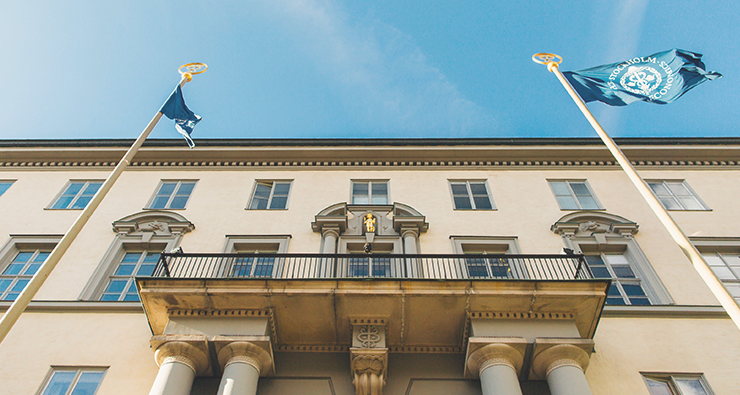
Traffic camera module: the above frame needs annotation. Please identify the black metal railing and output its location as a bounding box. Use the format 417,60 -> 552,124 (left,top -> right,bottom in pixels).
152,253 -> 592,281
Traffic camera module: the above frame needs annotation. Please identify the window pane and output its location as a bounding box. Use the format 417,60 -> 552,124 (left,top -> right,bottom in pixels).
667,182 -> 690,196
24,263 -> 42,275
371,182 -> 388,196
3,262 -> 24,275
122,252 -> 142,263
352,182 -> 369,195
549,182 -> 570,195
678,196 -> 703,210
70,371 -> 105,395
710,266 -> 736,280
570,183 -> 590,195
65,182 -> 85,195
51,196 -> 75,209
42,371 -> 76,395
169,196 -> 189,209
645,378 -> 674,395
675,378 -> 709,395
136,264 -> 157,276
658,197 -> 682,210
454,196 -> 472,210
371,195 -> 388,205
353,195 -> 369,204
556,196 -> 579,210
250,197 -> 268,209
157,182 -> 177,195
84,182 -> 103,195
150,196 -> 169,209
622,284 -> 647,296
450,183 -> 468,195
612,265 -> 636,278
576,195 -> 599,209
648,182 -> 670,195
0,182 -> 12,196
104,280 -> 127,293
71,196 -> 92,209
473,196 -> 492,209
176,182 -> 195,195
273,182 -> 291,195
270,196 -> 288,209
144,253 -> 160,262
469,183 -> 487,195
0,279 -> 11,292
253,183 -> 272,198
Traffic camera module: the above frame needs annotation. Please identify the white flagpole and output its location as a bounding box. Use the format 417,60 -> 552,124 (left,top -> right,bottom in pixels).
533,53 -> 740,332
0,64 -> 206,344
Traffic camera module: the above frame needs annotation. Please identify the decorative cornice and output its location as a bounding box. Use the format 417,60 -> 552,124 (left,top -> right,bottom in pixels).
2,159 -> 739,169
469,311 -> 576,320
275,345 -> 350,353
168,309 -> 277,344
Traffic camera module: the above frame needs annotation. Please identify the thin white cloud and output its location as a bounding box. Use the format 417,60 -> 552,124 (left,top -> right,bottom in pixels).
265,0 -> 494,135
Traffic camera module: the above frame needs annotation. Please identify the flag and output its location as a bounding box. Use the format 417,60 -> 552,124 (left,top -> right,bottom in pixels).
563,49 -> 722,106
160,85 -> 202,148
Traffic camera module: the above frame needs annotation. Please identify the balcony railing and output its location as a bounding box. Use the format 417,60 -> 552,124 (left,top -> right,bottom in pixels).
152,253 -> 592,281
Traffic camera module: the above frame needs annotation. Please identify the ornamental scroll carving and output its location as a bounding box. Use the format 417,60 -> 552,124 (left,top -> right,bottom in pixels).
357,325 -> 381,348
351,350 -> 387,395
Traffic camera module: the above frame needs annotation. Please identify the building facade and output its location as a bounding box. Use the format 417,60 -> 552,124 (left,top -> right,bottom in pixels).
0,138 -> 739,395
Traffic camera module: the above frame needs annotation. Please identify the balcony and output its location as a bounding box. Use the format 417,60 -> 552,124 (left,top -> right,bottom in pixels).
137,253 -> 608,352
152,252 -> 593,280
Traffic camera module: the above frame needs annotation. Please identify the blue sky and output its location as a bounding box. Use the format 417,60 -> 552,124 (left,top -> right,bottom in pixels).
0,0 -> 736,141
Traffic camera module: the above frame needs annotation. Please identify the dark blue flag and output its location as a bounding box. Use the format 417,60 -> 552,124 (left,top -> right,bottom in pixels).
563,49 -> 722,106
160,85 -> 201,148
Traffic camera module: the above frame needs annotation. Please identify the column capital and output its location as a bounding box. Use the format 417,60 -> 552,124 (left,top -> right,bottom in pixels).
530,338 -> 594,380
321,226 -> 341,239
217,341 -> 273,376
152,339 -> 210,376
400,226 -> 419,239
350,348 -> 388,395
465,337 -> 527,379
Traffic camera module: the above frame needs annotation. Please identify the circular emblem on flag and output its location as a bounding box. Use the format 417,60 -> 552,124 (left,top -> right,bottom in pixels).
620,66 -> 662,96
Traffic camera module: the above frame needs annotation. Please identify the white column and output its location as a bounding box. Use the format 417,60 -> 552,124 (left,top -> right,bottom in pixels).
467,343 -> 525,395
401,228 -> 419,278
532,343 -> 593,395
149,342 -> 209,395
216,342 -> 273,395
320,228 -> 340,277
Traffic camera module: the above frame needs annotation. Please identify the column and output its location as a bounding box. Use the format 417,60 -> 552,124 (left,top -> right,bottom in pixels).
400,227 -> 419,278
466,343 -> 525,395
216,342 -> 273,395
320,227 -> 340,277
149,341 -> 209,395
531,340 -> 594,395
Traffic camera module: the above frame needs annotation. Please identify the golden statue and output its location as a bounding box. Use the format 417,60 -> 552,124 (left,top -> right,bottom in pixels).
363,213 -> 376,233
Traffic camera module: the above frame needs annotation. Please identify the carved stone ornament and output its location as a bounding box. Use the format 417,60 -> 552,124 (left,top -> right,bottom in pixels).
217,341 -> 273,376
551,212 -> 638,239
351,349 -> 388,395
357,325 -> 381,348
153,341 -> 210,375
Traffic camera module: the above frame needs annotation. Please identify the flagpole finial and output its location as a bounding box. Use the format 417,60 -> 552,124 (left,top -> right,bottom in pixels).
532,53 -> 562,72
178,63 -> 208,82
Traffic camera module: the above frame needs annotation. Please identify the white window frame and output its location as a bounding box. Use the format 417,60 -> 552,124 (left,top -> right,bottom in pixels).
339,236 -> 402,277
0,180 -> 15,197
584,252 -> 652,305
222,235 -> 291,278
448,180 -> 495,210
643,373 -> 714,395
0,235 -> 61,302
691,238 -> 740,306
36,367 -> 107,395
146,180 -> 198,210
646,180 -> 709,211
451,236 -> 520,279
247,180 -> 293,210
548,180 -> 603,210
47,180 -> 104,210
99,249 -> 163,301
350,180 -> 390,205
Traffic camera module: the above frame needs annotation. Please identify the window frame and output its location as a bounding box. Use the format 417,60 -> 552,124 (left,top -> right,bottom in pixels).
451,236 -> 520,279
350,180 -> 390,205
584,252 -> 652,305
36,367 -> 107,395
0,180 -> 15,197
223,235 -> 291,278
47,180 -> 104,210
145,180 -> 198,210
99,249 -> 162,301
0,235 -> 61,302
448,180 -> 495,211
642,373 -> 715,395
247,180 -> 293,210
646,180 -> 709,211
691,238 -> 740,306
547,179 -> 603,211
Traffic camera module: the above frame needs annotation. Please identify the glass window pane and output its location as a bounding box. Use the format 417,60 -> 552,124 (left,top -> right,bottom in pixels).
24,263 -> 42,275
42,371 -> 76,395
123,293 -> 140,301
371,195 -> 388,205
678,196 -> 703,210
0,279 -> 12,292
176,182 -> 195,195
150,196 -> 169,209
10,279 -> 28,292
70,371 -> 105,395
13,252 -> 34,262
629,297 -> 651,305
667,182 -> 691,196
169,196 -> 189,209
450,183 -> 468,195
645,378 -> 673,395
270,196 -> 288,209
34,252 -> 51,262
612,265 -> 636,278
273,182 -> 291,195
570,183 -> 590,195
352,182 -> 369,195
137,264 -> 156,276
51,196 -> 75,209
65,182 -> 85,195
0,182 -> 12,196
576,196 -> 599,209
710,266 -> 736,280
371,182 -> 388,196
122,253 -> 142,263
675,378 -> 709,395
144,253 -> 160,262
469,183 -> 487,195
254,183 -> 272,198
606,297 -> 625,305
352,195 -> 369,205
589,266 -> 611,279
104,280 -> 127,293
556,196 -> 579,210
622,284 -> 647,296
157,182 -> 177,195
84,182 -> 103,195
100,294 -> 120,301
71,196 -> 92,209
250,197 -> 268,209
605,255 -> 629,265
549,181 -> 570,195
115,264 -> 136,276
3,263 -> 24,275
454,196 -> 472,210
473,196 -> 492,209
648,182 -> 670,195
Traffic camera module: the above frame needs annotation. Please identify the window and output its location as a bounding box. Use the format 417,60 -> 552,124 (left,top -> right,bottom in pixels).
0,236 -> 59,301
248,181 -> 292,210
81,211 -> 193,301
548,180 -> 602,210
647,180 -> 708,210
0,181 -> 14,197
38,368 -> 106,395
49,181 -> 103,210
100,250 -> 160,301
585,253 -> 650,305
552,212 -> 673,306
147,181 -> 197,209
449,181 -> 494,210
351,181 -> 389,205
224,236 -> 290,278
692,238 -> 740,305
346,243 -> 394,277
451,236 -> 520,279
644,374 -> 714,395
